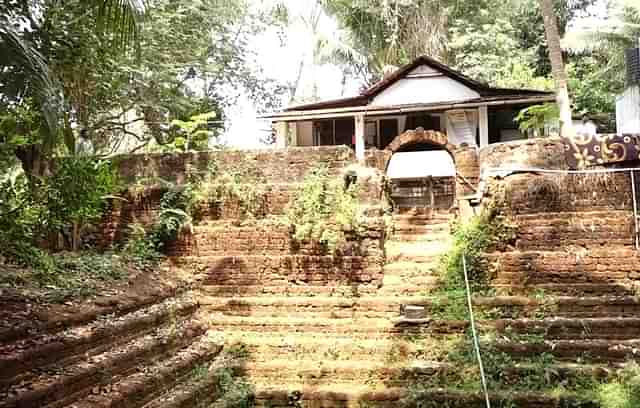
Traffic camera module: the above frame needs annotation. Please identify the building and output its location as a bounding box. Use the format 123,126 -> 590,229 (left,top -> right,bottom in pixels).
616,47 -> 640,134
264,56 -> 554,161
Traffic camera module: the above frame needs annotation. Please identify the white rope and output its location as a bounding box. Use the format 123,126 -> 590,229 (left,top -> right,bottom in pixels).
484,166 -> 640,175
462,255 -> 491,408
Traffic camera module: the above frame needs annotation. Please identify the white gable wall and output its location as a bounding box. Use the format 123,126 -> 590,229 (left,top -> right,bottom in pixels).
370,67 -> 481,107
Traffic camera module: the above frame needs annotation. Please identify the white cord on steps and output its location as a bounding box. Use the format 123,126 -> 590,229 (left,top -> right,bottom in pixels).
462,255 -> 491,408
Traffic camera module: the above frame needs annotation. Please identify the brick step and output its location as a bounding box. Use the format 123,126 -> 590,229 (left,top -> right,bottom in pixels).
199,295 -> 431,318
239,359 -> 614,390
0,289 -> 176,344
475,295 -> 640,318
512,210 -> 634,251
501,362 -> 613,387
140,356 -> 236,408
393,213 -> 452,222
0,321 -> 206,408
70,331 -> 223,408
378,280 -> 440,295
493,270 -> 632,285
495,317 -> 640,340
383,261 -> 439,277
386,242 -> 450,263
237,359 -> 450,386
205,315 -> 393,335
253,383 -> 593,408
0,297 -> 198,388
201,284 -> 381,297
497,338 -> 640,362
492,283 -> 635,297
392,223 -> 450,234
205,316 -> 467,337
222,332 -> 459,362
389,233 -> 449,242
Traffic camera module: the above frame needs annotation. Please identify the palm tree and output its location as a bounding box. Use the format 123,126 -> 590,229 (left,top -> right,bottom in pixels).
540,0 -> 574,137
563,0 -> 640,94
0,0 -> 147,172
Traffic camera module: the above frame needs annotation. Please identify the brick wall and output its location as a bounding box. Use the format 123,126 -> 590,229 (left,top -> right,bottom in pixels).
99,146 -> 387,288
479,138 -> 568,172
112,146 -> 356,185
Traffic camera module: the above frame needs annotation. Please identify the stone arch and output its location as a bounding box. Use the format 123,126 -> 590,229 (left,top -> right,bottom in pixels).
385,128 -> 456,156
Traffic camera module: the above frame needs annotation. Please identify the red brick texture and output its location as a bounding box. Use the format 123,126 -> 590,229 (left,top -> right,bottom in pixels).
112,146 -> 356,185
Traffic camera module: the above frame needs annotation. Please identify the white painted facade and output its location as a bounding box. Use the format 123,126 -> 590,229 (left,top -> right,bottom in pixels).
370,67 -> 481,107
616,85 -> 640,133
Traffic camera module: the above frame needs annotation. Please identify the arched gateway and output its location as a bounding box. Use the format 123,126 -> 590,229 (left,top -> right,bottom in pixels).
384,128 -> 457,212
385,128 -> 456,156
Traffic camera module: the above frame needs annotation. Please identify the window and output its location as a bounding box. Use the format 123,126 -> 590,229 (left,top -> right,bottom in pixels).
405,113 -> 441,132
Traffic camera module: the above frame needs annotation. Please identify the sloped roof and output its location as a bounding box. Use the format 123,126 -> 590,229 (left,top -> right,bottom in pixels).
284,55 -> 552,112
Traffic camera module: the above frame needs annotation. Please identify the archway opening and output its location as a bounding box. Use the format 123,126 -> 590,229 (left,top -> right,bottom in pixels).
385,132 -> 456,213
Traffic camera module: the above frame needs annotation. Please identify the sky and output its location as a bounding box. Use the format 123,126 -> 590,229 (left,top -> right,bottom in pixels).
223,0 -> 359,148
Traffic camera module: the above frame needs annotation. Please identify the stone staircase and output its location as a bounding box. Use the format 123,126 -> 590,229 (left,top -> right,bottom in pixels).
0,292 -> 239,408
4,166 -> 640,407
188,210 -> 456,407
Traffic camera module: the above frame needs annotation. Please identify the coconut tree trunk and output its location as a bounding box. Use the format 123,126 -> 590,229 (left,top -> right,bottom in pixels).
540,0 -> 573,137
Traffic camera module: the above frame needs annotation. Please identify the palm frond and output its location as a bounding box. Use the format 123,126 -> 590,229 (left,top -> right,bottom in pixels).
0,27 -> 60,138
96,0 -> 148,49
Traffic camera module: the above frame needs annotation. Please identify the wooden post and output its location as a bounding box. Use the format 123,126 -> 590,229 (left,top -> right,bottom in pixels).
479,106 -> 489,148
355,114 -> 365,161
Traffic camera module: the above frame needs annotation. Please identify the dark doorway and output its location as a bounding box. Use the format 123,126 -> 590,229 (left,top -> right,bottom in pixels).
380,119 -> 399,149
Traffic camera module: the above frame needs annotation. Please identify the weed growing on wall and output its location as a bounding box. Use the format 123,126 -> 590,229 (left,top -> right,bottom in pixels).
195,158 -> 268,219
596,363 -> 640,408
149,184 -> 196,250
284,164 -> 364,252
433,208 -> 515,319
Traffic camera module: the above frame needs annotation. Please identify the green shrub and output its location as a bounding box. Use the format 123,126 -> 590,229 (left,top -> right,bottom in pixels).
42,157 -> 119,250
195,158 -> 267,219
597,363 -> 640,408
149,185 -> 195,250
121,224 -> 164,269
439,210 -> 514,292
433,209 -> 515,320
284,165 -> 363,252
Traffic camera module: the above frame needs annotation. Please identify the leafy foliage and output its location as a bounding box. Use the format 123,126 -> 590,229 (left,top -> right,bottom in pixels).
195,158 -> 268,219
43,158 -> 119,235
596,363 -> 640,408
285,165 -> 363,252
433,210 -> 515,319
515,103 -> 560,137
149,185 -> 195,251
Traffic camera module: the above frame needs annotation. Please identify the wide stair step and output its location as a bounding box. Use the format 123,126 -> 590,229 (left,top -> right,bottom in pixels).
252,383 -> 593,408
495,317 -> 640,340
497,338 -> 640,362
386,241 -> 450,263
492,283 -> 635,297
475,295 -> 640,318
70,331 -> 223,408
0,321 -> 206,408
0,289 -> 176,344
239,359 -> 450,386
199,295 -> 433,319
0,296 -> 198,389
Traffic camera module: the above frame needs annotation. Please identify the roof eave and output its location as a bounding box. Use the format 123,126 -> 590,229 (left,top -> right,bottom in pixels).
260,95 -> 556,121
